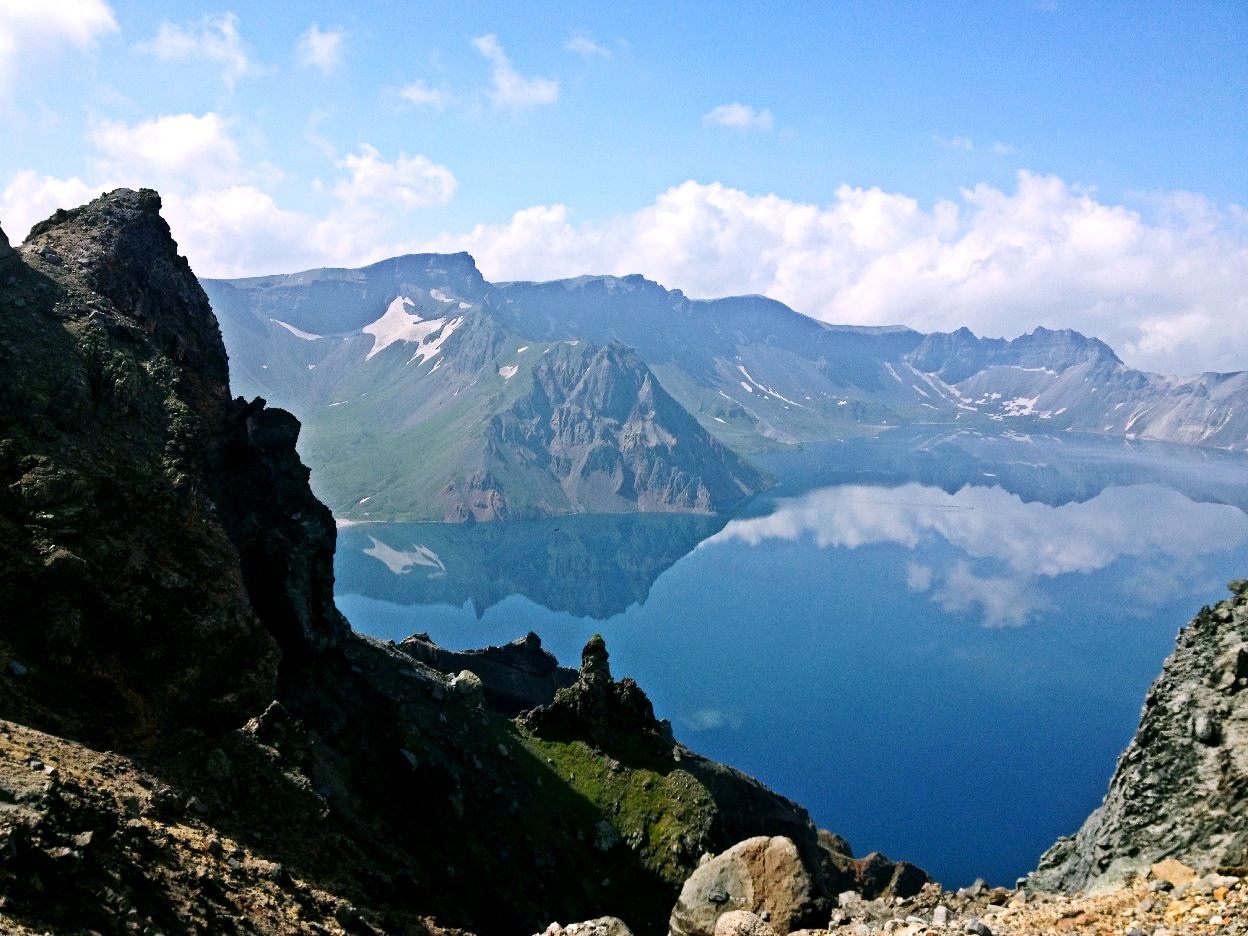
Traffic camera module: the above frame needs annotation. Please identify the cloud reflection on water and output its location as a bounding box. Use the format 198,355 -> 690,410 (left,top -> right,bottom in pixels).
711,483 -> 1248,626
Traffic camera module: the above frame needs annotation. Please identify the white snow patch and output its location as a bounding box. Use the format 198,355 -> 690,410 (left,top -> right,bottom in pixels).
429,288 -> 453,303
458,301 -> 472,310
328,400 -> 349,407
364,298 -> 441,360
1001,396 -> 1040,416
737,365 -> 804,407
713,416 -> 726,423
516,346 -> 530,354
306,364 -> 316,370
499,364 -> 519,380
358,496 -> 371,504
271,319 -> 322,340
883,362 -> 903,383
406,316 -> 464,366
740,381 -> 754,393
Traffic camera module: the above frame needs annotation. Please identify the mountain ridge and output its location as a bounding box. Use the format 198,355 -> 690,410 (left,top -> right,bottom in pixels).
204,252 -> 1248,522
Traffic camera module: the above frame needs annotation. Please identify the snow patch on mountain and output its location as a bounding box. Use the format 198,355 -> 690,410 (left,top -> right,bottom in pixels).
271,319 -> 322,340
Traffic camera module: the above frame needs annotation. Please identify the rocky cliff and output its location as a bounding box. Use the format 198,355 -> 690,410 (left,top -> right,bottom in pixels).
464,341 -> 768,520
0,190 -> 910,935
1029,580 -> 1248,893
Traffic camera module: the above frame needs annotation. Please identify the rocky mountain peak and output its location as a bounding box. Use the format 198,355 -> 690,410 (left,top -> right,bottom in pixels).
22,187 -> 231,415
0,187 -> 346,748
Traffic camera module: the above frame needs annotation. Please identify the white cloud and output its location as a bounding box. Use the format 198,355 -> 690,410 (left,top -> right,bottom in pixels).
88,113 -> 242,186
138,12 -> 254,89
296,24 -> 345,74
419,174 -> 1248,374
565,34 -> 610,58
0,171 -> 95,242
0,112 -> 456,277
399,79 -> 448,110
0,0 -> 117,95
472,34 -> 558,112
334,144 -> 456,209
934,134 -> 975,152
704,102 -> 774,132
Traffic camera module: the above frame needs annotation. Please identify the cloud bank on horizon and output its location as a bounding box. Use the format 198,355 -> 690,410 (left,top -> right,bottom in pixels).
0,1 -> 1244,377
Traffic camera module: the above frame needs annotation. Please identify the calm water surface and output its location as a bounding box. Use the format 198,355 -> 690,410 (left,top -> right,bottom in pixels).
335,429 -> 1248,887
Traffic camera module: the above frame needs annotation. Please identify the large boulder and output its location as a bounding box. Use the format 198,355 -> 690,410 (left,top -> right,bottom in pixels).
535,918 -> 633,936
669,836 -> 822,936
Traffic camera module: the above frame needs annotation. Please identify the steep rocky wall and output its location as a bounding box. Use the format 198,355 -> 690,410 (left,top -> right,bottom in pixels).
1029,580 -> 1248,893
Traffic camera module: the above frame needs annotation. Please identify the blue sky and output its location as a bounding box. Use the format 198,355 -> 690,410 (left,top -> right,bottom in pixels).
1,1 -> 1246,373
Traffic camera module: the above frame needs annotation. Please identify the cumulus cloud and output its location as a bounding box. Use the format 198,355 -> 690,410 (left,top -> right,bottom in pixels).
565,34 -> 610,58
419,174 -> 1248,374
138,12 -> 255,89
0,171 -> 95,239
704,102 -> 774,132
399,79 -> 448,110
296,24 -> 345,73
0,0 -> 117,96
472,34 -> 558,112
0,115 -> 456,277
334,144 -> 456,209
88,113 -> 243,186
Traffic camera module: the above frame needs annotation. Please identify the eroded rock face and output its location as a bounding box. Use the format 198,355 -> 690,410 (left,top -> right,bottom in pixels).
1,194 -> 285,746
520,635 -> 675,752
1029,581 -> 1248,893
669,836 -> 821,936
399,631 -> 576,715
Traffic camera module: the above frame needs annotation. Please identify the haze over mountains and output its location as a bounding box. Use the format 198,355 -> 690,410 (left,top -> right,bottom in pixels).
204,253 -> 1248,522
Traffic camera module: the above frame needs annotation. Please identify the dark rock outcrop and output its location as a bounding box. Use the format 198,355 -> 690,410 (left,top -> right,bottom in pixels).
1029,580 -> 1248,893
520,634 -> 675,754
398,631 -> 576,716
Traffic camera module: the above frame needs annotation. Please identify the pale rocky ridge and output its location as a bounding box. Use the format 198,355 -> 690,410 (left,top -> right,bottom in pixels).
203,256 -> 1248,523
1028,579 -> 1248,894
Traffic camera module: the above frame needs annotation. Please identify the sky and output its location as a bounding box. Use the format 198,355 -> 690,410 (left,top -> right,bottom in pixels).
1,0 -> 1245,374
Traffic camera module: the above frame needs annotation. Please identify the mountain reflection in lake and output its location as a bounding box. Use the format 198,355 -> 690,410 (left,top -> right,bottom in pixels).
337,429 -> 1248,887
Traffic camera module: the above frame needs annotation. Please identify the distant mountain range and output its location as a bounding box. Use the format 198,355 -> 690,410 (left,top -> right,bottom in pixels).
204,253 -> 1248,521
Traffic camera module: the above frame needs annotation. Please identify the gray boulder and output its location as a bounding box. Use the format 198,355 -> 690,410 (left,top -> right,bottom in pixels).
669,836 -> 819,936
713,910 -> 777,936
535,918 -> 632,936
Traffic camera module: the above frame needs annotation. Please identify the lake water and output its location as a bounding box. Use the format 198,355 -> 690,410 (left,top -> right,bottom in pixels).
335,428 -> 1248,888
